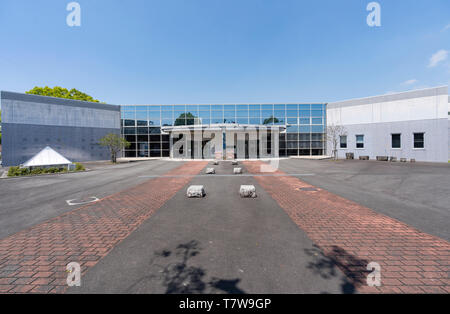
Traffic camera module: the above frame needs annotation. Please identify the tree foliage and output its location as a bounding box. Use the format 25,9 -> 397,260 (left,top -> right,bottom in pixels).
174,112 -> 197,126
99,133 -> 130,163
263,116 -> 279,125
26,86 -> 101,103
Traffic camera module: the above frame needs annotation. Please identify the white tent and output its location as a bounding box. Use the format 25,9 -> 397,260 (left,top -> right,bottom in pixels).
22,146 -> 72,168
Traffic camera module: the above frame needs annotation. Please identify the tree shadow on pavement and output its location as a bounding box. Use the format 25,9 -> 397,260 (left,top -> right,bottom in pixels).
304,245 -> 370,294
126,240 -> 245,294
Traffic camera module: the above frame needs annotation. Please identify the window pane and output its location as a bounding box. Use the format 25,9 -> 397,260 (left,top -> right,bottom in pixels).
124,119 -> 135,126
356,135 -> 364,148
287,117 -> 298,125
299,118 -> 310,125
340,136 -> 347,148
299,110 -> 311,117
392,134 -> 401,148
161,110 -> 173,119
286,109 -> 298,117
414,133 -> 424,148
236,110 -> 248,118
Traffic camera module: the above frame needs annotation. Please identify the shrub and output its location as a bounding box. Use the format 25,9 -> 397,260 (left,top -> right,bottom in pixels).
31,168 -> 44,175
46,167 -> 59,174
8,166 -> 21,177
74,162 -> 85,171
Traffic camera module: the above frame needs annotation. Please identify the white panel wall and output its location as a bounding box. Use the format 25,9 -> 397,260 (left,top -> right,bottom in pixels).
327,87 -> 449,162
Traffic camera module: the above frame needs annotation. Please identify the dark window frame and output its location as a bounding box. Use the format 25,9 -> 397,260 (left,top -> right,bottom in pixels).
391,133 -> 401,149
413,132 -> 425,149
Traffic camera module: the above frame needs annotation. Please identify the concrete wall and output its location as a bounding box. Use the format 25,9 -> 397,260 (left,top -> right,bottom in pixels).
327,86 -> 449,162
1,91 -> 120,166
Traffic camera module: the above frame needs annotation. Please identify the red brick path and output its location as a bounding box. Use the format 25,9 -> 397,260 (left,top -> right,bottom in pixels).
244,161 -> 450,294
0,161 -> 207,294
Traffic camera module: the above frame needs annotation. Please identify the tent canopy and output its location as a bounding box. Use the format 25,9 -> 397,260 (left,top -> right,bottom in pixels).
22,146 -> 72,167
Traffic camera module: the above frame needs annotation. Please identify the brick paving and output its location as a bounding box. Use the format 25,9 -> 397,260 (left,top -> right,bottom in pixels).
243,161 -> 450,294
0,161 -> 207,294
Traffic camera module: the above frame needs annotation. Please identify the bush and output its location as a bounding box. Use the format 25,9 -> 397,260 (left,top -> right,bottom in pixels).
8,166 -> 21,177
7,163 -> 85,177
74,162 -> 85,171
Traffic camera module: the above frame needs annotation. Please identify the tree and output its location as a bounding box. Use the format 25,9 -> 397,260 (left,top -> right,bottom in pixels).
174,112 -> 197,126
26,86 -> 101,103
326,124 -> 347,160
263,116 -> 279,125
99,133 -> 130,163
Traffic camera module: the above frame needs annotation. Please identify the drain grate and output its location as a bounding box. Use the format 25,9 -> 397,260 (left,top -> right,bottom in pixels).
297,187 -> 319,192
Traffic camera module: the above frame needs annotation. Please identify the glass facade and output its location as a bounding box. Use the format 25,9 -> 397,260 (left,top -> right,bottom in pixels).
120,104 -> 327,158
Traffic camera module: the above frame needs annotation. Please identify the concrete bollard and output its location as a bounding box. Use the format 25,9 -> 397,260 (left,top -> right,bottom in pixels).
213,160 -> 219,165
206,168 -> 215,174
240,185 -> 257,198
233,168 -> 242,174
400,158 -> 407,163
232,161 -> 238,165
187,185 -> 205,198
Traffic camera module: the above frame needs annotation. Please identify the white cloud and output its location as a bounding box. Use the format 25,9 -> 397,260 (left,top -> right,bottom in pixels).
443,24 -> 450,31
428,50 -> 448,68
402,79 -> 418,85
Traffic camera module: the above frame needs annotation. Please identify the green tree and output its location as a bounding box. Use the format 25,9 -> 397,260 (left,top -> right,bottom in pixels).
99,133 -> 130,163
26,86 -> 101,103
174,112 -> 197,126
263,116 -> 279,125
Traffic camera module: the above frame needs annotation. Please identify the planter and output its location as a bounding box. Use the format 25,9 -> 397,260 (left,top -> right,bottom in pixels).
359,156 -> 369,160
376,156 -> 389,161
390,157 -> 397,162
346,153 -> 354,160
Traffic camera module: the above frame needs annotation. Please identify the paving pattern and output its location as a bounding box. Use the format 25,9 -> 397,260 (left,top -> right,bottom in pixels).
243,161 -> 450,294
0,161 -> 207,293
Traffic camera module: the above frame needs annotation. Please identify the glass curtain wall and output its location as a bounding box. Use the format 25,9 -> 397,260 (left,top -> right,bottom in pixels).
120,104 -> 326,158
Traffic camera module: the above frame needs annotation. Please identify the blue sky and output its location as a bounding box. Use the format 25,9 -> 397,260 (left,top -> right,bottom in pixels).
0,0 -> 449,105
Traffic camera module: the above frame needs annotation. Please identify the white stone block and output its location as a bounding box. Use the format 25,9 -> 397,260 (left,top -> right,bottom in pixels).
233,168 -> 242,174
187,185 -> 205,198
240,185 -> 257,198
206,168 -> 215,174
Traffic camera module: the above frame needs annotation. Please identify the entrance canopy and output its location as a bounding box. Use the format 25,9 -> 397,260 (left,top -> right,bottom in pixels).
22,146 -> 72,167
161,123 -> 287,134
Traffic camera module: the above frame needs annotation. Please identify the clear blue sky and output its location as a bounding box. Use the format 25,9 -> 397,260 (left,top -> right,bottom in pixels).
0,0 -> 449,105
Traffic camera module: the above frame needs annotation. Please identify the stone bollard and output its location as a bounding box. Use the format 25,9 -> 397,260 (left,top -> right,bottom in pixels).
359,156 -> 369,160
233,168 -> 242,174
240,185 -> 257,198
400,158 -> 407,163
390,157 -> 397,162
213,160 -> 219,165
232,161 -> 238,165
206,168 -> 215,174
187,185 -> 205,198
410,159 -> 416,163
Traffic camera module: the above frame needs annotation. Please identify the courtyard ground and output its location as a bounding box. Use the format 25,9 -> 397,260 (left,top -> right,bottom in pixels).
0,159 -> 448,294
